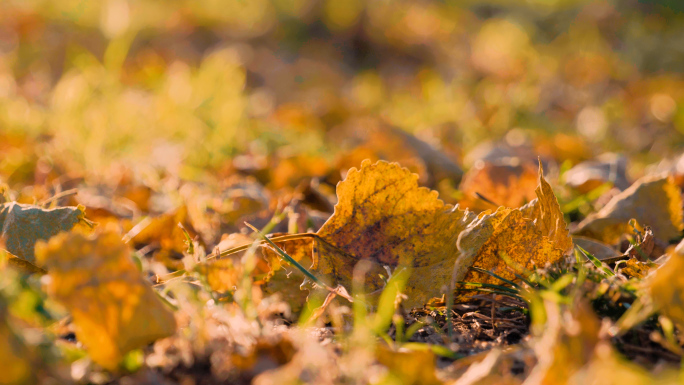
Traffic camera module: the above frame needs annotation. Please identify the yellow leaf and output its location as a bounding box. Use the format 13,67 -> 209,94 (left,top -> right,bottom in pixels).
261,235 -> 316,312
648,239 -> 684,327
0,202 -> 87,264
574,175 -> 683,244
35,231 -> 177,370
521,162 -> 574,256
617,258 -> 654,279
125,205 -> 198,269
459,158 -> 538,211
201,233 -> 255,293
307,160 -> 570,308
454,161 -> 571,289
458,209 -> 564,287
314,160 -> 476,307
2,243 -> 45,274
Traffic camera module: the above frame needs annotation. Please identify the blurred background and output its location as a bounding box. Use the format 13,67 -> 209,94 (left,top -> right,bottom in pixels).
2,0 -> 684,215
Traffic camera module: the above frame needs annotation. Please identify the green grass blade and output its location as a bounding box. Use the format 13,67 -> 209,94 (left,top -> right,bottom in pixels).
576,245 -> 615,277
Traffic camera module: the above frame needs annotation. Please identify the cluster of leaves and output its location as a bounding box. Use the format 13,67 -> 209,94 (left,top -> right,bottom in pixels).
4,0 -> 684,384
2,155 -> 684,384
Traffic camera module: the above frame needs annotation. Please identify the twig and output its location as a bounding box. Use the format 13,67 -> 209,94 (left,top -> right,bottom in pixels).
40,188 -> 78,207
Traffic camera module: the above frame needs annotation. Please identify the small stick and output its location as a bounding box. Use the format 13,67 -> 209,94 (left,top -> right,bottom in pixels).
40,188 -> 78,207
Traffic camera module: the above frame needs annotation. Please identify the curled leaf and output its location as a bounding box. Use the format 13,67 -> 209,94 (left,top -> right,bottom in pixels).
455,161 -> 572,286
35,231 -> 177,370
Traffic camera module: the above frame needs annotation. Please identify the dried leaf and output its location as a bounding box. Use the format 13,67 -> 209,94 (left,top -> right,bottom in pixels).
574,175 -> 683,244
459,158 -> 538,211
230,335 -> 296,372
617,258 -> 654,279
261,235 -> 316,312
308,160 -> 570,307
202,233 -> 257,293
35,231 -> 177,370
563,154 -> 629,193
126,205 -> 199,268
0,202 -> 87,264
647,239 -> 684,327
457,209 -> 565,287
455,162 -> 571,286
624,227 -> 655,261
521,162 -> 574,255
314,160 -> 476,307
387,126 -> 463,185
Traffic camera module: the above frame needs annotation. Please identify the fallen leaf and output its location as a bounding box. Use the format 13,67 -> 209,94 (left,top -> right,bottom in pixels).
313,160 -> 477,307
1,240 -> 45,274
575,345 -> 680,385
458,158 -> 538,211
647,239 -> 684,327
455,162 -> 572,286
205,233 -> 314,311
261,235 -> 316,312
202,233 -> 258,293
574,175 -> 683,244
35,230 -> 177,370
623,227 -> 655,261
125,205 -> 199,268
269,155 -> 331,190
306,160 -> 570,307
0,202 -> 87,264
456,208 -> 566,287
616,258 -> 654,279
387,126 -> 463,186
563,153 -> 630,193
230,335 -> 296,372
520,162 -> 574,256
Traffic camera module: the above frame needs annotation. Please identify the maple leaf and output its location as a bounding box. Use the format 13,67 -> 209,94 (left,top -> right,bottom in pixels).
35,230 -> 177,370
0,202 -> 87,264
574,175 -> 683,244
